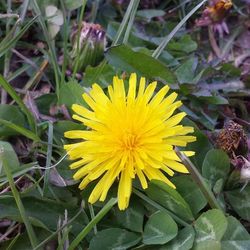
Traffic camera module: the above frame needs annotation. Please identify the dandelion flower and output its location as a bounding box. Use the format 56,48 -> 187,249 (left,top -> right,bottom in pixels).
64,73 -> 196,210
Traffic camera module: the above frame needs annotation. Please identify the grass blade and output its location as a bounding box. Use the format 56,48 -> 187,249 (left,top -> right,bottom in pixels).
0,16 -> 38,58
68,198 -> 118,250
0,119 -> 40,141
0,148 -> 39,248
152,0 -> 207,59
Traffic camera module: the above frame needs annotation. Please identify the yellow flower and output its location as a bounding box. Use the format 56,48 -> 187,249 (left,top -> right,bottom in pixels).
64,73 -> 196,210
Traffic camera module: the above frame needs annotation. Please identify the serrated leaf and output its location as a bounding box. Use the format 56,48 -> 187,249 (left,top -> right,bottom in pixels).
89,228 -> 141,250
202,149 -> 230,187
105,45 -> 176,84
193,209 -> 228,249
146,180 -> 194,221
143,211 -> 178,245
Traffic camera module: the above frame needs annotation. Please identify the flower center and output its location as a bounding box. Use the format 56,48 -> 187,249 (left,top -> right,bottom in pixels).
122,132 -> 139,151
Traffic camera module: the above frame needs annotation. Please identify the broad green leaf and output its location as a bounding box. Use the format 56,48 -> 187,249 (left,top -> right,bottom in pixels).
221,216 -> 250,250
175,57 -> 203,84
146,180 -> 194,221
84,63 -> 115,88
0,141 -> 19,174
53,120 -> 85,142
113,199 -> 144,232
193,90 -> 228,105
168,35 -> 197,54
0,75 -> 36,132
0,195 -> 88,234
0,104 -> 26,136
105,45 -> 176,84
58,81 -> 86,109
193,209 -> 228,249
172,176 -> 207,215
202,149 -> 230,187
143,211 -> 178,245
226,187 -> 250,221
160,226 -> 195,250
89,228 -> 141,250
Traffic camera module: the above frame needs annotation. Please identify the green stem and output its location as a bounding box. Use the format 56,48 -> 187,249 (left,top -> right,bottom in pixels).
42,122 -> 53,196
112,0 -> 136,46
175,148 -> 223,211
133,188 -> 190,227
0,148 -> 39,248
122,0 -> 140,44
152,0 -> 207,59
72,0 -> 87,77
68,198 -> 118,250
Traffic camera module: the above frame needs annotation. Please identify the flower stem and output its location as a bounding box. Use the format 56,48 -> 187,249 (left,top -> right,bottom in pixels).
68,198 -> 118,250
175,148 -> 223,211
0,148 -> 39,248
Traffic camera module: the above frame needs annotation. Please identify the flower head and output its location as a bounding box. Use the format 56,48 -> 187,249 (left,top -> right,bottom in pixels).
64,73 -> 196,210
196,0 -> 232,36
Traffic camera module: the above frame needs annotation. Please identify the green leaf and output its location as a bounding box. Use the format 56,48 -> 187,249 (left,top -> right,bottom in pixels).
172,176 -> 207,215
168,35 -> 197,54
89,228 -> 141,250
202,149 -> 230,187
58,81 -> 86,109
84,63 -> 115,88
0,104 -> 26,136
182,118 -> 213,169
0,75 -> 36,132
0,195 -> 88,233
53,120 -> 85,143
143,211 -> 178,245
105,45 -> 176,84
226,187 -> 250,221
113,199 -> 144,232
146,180 -> 194,221
160,226 -> 195,250
0,119 -> 40,141
221,216 -> 250,250
0,141 -> 19,174
175,57 -> 203,84
193,209 -> 228,249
